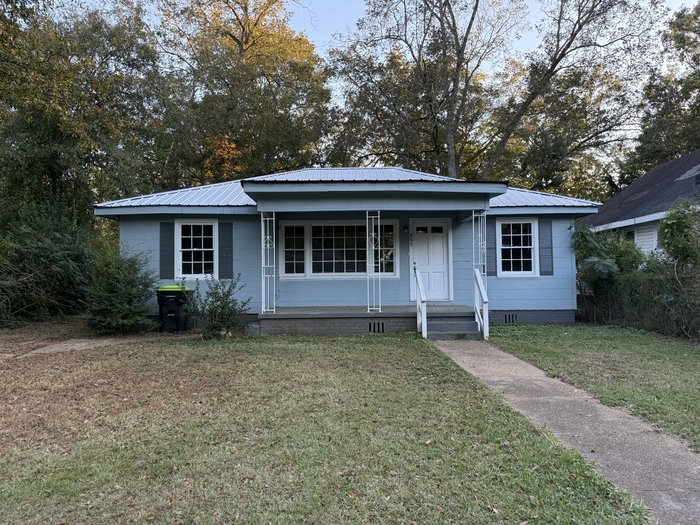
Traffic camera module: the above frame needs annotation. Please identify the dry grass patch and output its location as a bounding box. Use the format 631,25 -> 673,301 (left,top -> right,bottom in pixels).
0,334 -> 648,524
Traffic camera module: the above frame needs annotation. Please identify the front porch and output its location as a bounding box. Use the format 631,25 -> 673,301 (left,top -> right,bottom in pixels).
249,304 -> 482,340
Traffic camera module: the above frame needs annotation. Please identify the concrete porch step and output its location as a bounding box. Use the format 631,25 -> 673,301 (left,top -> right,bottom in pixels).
427,320 -> 480,332
426,311 -> 482,340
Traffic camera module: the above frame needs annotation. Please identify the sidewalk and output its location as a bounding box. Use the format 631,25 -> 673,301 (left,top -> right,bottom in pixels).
434,339 -> 700,525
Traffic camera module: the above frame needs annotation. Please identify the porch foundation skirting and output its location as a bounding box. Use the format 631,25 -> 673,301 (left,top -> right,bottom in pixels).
244,307 -> 575,336
256,315 -> 416,336
489,309 -> 575,325
251,307 -> 418,335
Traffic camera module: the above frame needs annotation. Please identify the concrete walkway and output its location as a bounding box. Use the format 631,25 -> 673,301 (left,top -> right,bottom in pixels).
434,339 -> 700,525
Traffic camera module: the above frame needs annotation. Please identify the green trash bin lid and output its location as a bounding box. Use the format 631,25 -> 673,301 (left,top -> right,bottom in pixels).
157,285 -> 193,292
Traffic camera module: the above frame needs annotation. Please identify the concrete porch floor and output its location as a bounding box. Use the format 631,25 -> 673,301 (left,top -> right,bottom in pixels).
258,304 -> 474,319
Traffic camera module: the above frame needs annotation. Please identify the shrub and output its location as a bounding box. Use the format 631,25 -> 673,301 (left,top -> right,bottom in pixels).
185,274 -> 251,339
659,200 -> 700,266
0,201 -> 93,323
575,210 -> 700,338
84,240 -> 158,333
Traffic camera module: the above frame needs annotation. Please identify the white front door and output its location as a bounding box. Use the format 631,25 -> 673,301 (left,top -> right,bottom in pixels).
411,221 -> 450,301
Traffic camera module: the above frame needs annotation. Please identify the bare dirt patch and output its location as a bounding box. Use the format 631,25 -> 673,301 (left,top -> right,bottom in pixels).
0,317 -> 96,357
0,317 -> 195,361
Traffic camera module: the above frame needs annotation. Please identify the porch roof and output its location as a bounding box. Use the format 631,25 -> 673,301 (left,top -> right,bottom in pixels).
242,168 -> 508,213
94,167 -> 509,217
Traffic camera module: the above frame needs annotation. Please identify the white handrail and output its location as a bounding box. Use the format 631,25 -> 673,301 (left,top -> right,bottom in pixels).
474,268 -> 489,340
414,263 -> 427,339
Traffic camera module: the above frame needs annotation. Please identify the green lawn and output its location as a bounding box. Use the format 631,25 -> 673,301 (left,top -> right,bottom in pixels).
0,334 -> 648,524
490,324 -> 700,451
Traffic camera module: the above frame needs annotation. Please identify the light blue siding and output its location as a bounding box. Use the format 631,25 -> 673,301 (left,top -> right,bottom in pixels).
486,217 -> 577,311
119,215 -> 263,313
118,213 -> 578,316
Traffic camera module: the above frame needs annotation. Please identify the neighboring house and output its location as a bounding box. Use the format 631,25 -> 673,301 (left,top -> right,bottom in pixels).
94,168 -> 597,338
580,149 -> 700,253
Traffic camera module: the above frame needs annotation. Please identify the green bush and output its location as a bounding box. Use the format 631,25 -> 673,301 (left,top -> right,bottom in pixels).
0,201 -> 93,323
658,200 -> 700,265
185,274 -> 251,339
84,240 -> 158,334
575,210 -> 700,338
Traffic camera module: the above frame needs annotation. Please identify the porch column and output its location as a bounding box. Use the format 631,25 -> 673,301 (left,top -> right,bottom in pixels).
261,212 -> 276,313
367,211 -> 381,312
472,210 -> 487,284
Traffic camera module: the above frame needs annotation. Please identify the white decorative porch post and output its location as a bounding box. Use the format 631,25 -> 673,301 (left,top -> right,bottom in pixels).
261,212 -> 276,313
473,211 -> 489,339
367,211 -> 381,312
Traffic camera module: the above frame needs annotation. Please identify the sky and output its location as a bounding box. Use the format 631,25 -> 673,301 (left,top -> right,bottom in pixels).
290,0 -> 694,54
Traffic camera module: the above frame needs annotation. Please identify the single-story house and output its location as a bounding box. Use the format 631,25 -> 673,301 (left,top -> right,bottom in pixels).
579,149 -> 700,253
94,168 -> 598,339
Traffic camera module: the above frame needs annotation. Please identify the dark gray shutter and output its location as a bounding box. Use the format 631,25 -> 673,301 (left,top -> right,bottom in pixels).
539,220 -> 553,276
160,222 -> 175,280
219,222 -> 233,279
486,218 -> 497,276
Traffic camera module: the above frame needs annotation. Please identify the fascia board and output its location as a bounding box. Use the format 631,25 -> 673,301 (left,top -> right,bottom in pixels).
242,181 -> 508,197
590,204 -> 700,232
589,211 -> 668,232
488,206 -> 598,217
94,205 -> 259,217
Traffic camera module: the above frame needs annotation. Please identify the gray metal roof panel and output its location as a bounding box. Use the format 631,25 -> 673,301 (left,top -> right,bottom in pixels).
245,167 -> 465,183
94,180 -> 255,209
94,171 -> 592,214
490,187 -> 599,208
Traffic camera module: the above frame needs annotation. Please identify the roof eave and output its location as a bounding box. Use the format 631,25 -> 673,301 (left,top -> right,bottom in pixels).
589,210 -> 667,232
488,206 -> 598,217
94,205 -> 259,217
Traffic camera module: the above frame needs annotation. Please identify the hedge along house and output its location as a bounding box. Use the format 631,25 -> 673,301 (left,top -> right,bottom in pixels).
93,168 -> 598,339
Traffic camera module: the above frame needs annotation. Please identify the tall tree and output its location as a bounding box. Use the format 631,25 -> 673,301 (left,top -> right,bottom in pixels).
620,2 -> 700,184
0,7 -> 166,220
332,0 -> 658,182
507,66 -> 633,200
330,0 -> 527,178
480,0 -> 662,180
153,0 -> 332,186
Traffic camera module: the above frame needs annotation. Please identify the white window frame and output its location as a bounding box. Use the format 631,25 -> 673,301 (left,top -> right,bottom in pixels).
496,218 -> 539,277
175,219 -> 219,279
279,220 -> 399,279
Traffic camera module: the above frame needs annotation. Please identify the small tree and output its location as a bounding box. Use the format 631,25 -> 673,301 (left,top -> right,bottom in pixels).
185,274 -> 251,339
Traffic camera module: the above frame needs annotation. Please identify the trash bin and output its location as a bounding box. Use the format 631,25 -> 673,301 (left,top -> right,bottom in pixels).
156,285 -> 192,333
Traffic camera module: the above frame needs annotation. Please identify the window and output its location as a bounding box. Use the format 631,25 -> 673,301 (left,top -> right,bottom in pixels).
374,224 -> 395,273
280,221 -> 397,278
176,221 -> 218,278
284,225 -> 306,274
497,219 -> 537,276
312,224 -> 367,274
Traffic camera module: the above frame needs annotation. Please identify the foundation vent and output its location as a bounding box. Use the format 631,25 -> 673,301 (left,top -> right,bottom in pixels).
369,322 -> 385,333
504,313 -> 518,324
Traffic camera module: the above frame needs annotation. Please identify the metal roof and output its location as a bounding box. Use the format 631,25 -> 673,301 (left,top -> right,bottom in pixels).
94,180 -> 254,209
93,169 -> 596,215
490,187 -> 599,208
581,149 -> 700,229
246,167 -> 466,183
